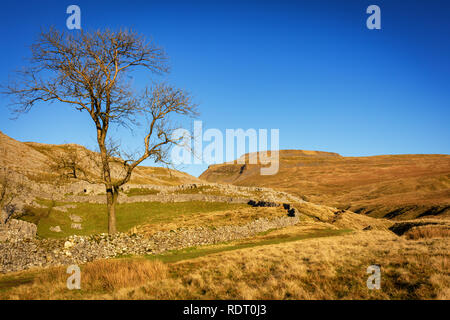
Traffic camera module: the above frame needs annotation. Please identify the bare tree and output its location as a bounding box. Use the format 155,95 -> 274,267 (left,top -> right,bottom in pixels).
3,28 -> 197,233
50,146 -> 82,180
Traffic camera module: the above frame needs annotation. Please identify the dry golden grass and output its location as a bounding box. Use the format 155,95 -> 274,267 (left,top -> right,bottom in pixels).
67,259 -> 166,291
1,259 -> 167,300
1,229 -> 448,300
404,225 -> 450,240
200,151 -> 450,219
142,230 -> 448,300
294,201 -> 393,230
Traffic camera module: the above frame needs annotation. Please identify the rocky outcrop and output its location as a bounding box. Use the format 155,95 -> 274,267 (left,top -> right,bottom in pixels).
0,219 -> 37,242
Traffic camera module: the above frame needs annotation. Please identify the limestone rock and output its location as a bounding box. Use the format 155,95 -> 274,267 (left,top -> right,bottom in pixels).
0,219 -> 37,242
71,223 -> 82,230
50,226 -> 62,233
69,214 -> 82,223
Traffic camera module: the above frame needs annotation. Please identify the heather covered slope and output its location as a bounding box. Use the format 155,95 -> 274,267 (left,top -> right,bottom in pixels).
200,150 -> 450,220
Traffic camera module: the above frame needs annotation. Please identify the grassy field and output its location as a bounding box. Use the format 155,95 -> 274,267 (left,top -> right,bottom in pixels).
19,200 -> 249,238
0,227 -> 448,300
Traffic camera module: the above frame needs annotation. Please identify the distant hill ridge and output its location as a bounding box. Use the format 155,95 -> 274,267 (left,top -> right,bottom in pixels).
200,149 -> 450,220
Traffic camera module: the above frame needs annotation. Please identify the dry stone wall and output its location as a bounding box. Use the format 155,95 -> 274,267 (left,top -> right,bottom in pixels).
63,183 -> 304,205
1,180 -> 305,273
0,215 -> 299,273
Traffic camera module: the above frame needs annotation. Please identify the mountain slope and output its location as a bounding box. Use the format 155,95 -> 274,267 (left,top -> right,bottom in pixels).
0,130 -> 201,187
200,150 -> 450,220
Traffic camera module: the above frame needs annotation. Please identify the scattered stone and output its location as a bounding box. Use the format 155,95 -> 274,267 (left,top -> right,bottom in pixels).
30,201 -> 48,209
64,241 -> 74,249
53,204 -> 78,213
71,223 -> 82,230
50,226 -> 62,233
69,214 -> 82,223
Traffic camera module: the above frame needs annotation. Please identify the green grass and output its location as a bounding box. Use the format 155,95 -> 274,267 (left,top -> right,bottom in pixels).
144,228 -> 352,263
23,200 -> 247,239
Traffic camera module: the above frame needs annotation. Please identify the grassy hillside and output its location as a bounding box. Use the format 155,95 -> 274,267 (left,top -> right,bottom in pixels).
0,130 -> 200,186
200,150 -> 450,220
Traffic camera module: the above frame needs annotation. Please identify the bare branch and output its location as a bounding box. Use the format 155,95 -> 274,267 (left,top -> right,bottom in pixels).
1,28 -> 198,234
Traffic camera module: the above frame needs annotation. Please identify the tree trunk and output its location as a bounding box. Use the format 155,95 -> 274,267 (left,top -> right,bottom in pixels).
106,186 -> 119,234
0,208 -> 7,224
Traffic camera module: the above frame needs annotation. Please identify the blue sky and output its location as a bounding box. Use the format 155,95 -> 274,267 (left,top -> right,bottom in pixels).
0,0 -> 449,177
